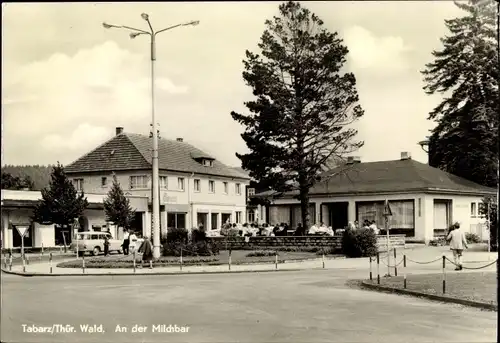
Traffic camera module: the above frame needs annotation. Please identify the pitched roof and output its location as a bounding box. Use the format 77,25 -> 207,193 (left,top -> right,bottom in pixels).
255,159 -> 496,197
65,133 -> 250,180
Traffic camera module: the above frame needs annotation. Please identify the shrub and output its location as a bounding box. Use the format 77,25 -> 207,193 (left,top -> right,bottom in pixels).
166,227 -> 189,244
465,232 -> 481,244
191,228 -> 207,243
246,250 -> 277,257
341,228 -> 377,258
162,239 -> 220,257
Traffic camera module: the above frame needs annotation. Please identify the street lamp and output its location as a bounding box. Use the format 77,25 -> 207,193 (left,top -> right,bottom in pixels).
102,14 -> 199,259
418,138 -> 429,153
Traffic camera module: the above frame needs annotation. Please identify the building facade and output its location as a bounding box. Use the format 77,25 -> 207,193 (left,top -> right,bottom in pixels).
256,153 -> 496,243
64,128 -> 250,236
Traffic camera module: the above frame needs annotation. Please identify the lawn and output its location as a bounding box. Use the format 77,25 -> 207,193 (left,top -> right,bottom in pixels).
56,250 -> 322,268
367,272 -> 497,305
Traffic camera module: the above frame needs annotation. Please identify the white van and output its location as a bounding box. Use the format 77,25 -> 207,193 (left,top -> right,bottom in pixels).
70,231 -> 122,256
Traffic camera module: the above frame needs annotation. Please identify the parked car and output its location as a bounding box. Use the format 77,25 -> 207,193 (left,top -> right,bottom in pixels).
70,231 -> 122,256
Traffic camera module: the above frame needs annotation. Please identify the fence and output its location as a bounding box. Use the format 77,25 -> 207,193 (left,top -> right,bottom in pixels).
368,249 -> 497,294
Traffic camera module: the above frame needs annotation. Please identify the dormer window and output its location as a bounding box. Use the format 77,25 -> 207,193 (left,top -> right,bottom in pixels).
202,159 -> 213,167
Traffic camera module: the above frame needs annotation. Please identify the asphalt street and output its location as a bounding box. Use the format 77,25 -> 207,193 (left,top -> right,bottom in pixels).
1,268 -> 496,343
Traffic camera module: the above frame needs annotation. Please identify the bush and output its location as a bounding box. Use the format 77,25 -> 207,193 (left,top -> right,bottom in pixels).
162,239 -> 220,257
341,228 -> 377,258
191,228 -> 206,243
465,232 -> 481,244
166,227 -> 189,244
246,250 -> 277,257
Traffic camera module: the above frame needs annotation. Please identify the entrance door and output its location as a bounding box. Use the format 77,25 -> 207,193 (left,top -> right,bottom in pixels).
433,200 -> 450,237
329,202 -> 349,231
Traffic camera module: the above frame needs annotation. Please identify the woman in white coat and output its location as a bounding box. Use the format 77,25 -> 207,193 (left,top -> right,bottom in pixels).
446,223 -> 468,271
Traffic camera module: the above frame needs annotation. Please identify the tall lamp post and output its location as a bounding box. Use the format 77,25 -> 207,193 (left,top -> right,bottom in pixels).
103,14 -> 199,259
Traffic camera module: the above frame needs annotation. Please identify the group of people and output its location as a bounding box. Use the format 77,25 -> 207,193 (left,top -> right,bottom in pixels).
102,229 -> 154,269
205,221 -> 339,237
346,220 -> 380,235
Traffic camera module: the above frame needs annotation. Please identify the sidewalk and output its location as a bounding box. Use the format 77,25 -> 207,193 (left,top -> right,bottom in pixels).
2,245 -> 496,276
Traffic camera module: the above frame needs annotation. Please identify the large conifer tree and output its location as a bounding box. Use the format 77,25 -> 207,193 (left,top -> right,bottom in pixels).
103,174 -> 136,230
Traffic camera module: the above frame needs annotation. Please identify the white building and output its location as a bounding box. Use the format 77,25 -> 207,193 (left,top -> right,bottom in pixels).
255,153 -> 496,243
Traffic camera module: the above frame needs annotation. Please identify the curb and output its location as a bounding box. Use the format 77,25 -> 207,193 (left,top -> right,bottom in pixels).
360,281 -> 497,312
1,267 -> 308,277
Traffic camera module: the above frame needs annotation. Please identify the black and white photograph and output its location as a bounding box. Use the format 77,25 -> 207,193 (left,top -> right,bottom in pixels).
1,1 -> 499,342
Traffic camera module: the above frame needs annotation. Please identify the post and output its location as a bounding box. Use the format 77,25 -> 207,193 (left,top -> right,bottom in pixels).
393,248 -> 397,276
487,202 -> 491,253
3,253 -> 6,269
403,255 -> 407,289
21,235 -> 25,261
180,247 -> 183,271
26,255 -> 29,265
22,256 -> 26,273
150,34 -> 161,260
82,254 -> 85,274
228,249 -> 232,271
376,252 -> 380,285
386,216 -> 390,277
442,255 -> 446,294
322,253 -> 325,269
76,232 -> 79,259
9,254 -> 12,271
133,250 -> 136,273
41,243 -> 44,256
275,253 -> 278,270
49,252 -> 53,274
369,256 -> 373,281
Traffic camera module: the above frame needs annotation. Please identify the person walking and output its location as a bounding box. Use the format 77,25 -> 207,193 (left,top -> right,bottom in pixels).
138,236 -> 154,269
129,230 -> 138,255
103,235 -> 110,256
122,229 -> 130,255
446,222 -> 468,271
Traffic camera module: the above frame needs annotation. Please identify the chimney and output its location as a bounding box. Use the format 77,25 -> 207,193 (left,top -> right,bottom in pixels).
116,127 -> 124,135
176,138 -> 183,142
401,152 -> 412,160
346,156 -> 361,164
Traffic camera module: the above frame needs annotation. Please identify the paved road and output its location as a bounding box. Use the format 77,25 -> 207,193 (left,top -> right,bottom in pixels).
1,268 -> 496,343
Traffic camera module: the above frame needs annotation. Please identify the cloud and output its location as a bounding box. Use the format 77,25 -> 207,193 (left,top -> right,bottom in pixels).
342,26 -> 413,74
41,123 -> 111,153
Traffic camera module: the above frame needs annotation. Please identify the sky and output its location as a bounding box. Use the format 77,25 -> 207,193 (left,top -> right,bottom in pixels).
1,1 -> 465,168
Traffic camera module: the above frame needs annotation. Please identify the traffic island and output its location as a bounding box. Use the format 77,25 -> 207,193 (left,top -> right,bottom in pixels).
360,272 -> 497,312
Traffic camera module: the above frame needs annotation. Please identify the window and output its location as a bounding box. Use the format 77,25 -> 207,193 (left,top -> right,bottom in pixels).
194,179 -> 201,192
248,188 -> 255,196
235,183 -> 241,195
209,180 -> 215,193
178,178 -> 185,191
223,182 -> 228,194
160,176 -> 168,189
471,202 -> 477,217
236,211 -> 242,224
356,200 -> 415,237
101,177 -> 107,187
203,159 -> 213,167
167,213 -> 186,229
130,175 -> 148,189
248,210 -> 255,223
73,179 -> 84,191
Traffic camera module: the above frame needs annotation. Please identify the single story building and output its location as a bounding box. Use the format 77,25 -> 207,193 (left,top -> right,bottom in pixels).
1,189 -> 149,249
255,152 -> 496,243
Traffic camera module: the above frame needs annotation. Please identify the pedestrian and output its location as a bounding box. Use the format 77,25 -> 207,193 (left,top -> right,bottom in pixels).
138,236 -> 154,269
103,235 -> 110,256
129,230 -> 138,255
122,229 -> 130,255
446,222 -> 468,271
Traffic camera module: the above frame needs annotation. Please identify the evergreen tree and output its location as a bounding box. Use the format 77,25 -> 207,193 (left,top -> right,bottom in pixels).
231,1 -> 364,230
421,0 -> 499,188
32,163 -> 89,227
103,174 -> 136,230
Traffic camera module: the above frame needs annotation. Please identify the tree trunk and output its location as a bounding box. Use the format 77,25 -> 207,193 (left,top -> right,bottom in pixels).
299,187 -> 310,234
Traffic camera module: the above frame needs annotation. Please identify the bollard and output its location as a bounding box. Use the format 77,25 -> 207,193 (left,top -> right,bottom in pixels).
228,250 -> 232,271
376,252 -> 380,285
22,257 -> 26,273
49,253 -> 53,274
9,254 -> 13,271
403,255 -> 407,289
26,255 -> 30,265
322,253 -> 325,269
393,248 -> 397,276
60,246 -> 62,254
3,253 -> 7,269
180,248 -> 183,271
275,253 -> 278,270
369,256 -> 373,281
442,255 -> 446,294
133,251 -> 136,273
41,243 -> 44,256
82,255 -> 85,274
